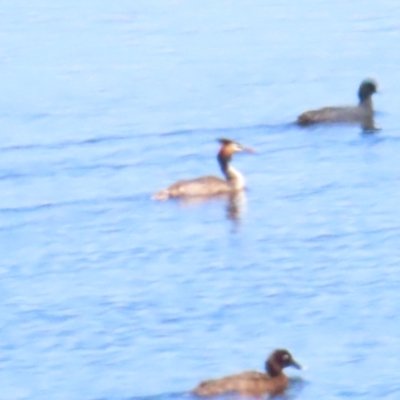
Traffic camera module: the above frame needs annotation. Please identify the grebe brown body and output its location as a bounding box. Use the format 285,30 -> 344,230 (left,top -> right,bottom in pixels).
152,138 -> 254,201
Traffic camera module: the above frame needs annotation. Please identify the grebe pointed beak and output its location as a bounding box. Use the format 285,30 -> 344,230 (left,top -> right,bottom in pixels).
240,146 -> 256,154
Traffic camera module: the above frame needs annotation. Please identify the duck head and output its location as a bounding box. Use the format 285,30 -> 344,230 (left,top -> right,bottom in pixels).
265,349 -> 302,377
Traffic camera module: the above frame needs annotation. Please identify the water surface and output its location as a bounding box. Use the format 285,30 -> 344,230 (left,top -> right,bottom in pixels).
1,1 -> 400,399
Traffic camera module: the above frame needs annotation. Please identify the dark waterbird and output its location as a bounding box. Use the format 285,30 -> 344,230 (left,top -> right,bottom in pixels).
191,349 -> 302,398
296,79 -> 378,130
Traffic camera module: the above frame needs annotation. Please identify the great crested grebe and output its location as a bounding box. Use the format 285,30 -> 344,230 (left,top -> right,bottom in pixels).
191,349 -> 302,398
152,138 -> 254,201
296,79 -> 378,129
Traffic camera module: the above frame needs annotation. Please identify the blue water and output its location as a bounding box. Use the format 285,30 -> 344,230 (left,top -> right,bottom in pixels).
1,1 -> 400,399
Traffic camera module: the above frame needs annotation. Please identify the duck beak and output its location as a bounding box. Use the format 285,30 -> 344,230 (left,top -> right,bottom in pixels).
290,359 -> 303,370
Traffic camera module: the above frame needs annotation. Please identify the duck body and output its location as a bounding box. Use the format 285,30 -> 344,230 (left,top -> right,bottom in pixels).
192,370 -> 288,397
296,79 -> 377,127
153,139 -> 253,201
191,349 -> 301,398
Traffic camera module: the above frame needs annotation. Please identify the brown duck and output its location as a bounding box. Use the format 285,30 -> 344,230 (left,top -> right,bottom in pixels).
191,349 -> 302,397
152,138 -> 254,201
297,79 -> 378,129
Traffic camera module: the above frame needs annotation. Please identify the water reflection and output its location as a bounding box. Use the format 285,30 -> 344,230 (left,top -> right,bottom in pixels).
128,377 -> 306,400
294,116 -> 379,132
225,192 -> 247,223
176,192 -> 247,223
361,115 -> 379,132
284,377 -> 308,400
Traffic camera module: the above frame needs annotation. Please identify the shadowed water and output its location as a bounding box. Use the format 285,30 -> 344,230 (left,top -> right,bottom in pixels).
1,1 -> 400,399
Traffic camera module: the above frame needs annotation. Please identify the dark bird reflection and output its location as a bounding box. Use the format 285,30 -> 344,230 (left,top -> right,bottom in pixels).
361,114 -> 379,133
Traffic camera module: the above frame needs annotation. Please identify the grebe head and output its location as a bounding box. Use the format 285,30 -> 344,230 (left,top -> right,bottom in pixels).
217,138 -> 254,162
265,349 -> 302,377
358,79 -> 378,102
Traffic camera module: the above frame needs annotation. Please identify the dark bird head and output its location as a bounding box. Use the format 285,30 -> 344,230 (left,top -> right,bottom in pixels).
358,79 -> 378,102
